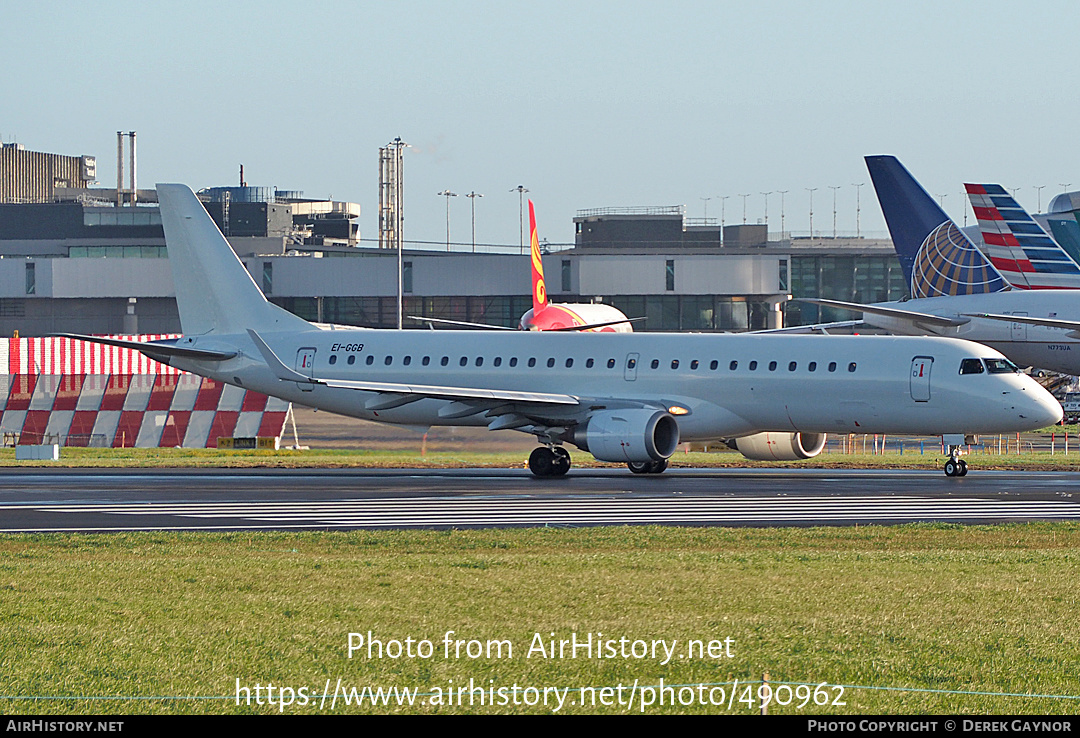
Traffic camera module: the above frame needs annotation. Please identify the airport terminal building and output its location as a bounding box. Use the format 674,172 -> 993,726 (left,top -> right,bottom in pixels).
0,142 -> 908,336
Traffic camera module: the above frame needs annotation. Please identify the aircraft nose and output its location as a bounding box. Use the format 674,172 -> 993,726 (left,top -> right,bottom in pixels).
1018,385 -> 1063,429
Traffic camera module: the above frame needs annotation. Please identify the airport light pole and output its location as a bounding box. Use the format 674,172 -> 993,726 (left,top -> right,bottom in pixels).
437,190 -> 457,250
740,194 -> 750,224
936,193 -> 947,209
719,195 -> 730,245
511,185 -> 529,254
829,185 -> 841,238
465,191 -> 483,252
1009,187 -> 1021,200
1035,185 -> 1046,212
852,183 -> 864,238
700,196 -> 711,220
805,188 -> 817,238
761,191 -> 772,229
777,190 -> 788,239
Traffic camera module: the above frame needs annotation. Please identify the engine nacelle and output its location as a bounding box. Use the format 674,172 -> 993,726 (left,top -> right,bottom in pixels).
731,432 -> 827,461
569,409 -> 680,463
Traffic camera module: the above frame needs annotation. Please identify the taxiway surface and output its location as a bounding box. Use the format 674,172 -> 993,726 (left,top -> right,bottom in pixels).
0,468 -> 1078,532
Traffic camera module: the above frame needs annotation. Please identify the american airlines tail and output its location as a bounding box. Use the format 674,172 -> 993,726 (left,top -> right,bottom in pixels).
866,155 -> 1007,299
156,183 -> 311,336
529,199 -> 548,316
965,183 -> 1080,289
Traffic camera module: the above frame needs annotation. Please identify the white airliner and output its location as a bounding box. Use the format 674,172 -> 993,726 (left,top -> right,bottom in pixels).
802,156 -> 1080,376
56,184 -> 1062,478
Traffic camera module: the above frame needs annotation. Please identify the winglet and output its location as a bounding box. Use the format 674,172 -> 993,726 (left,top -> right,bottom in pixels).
529,200 -> 548,315
247,329 -> 317,383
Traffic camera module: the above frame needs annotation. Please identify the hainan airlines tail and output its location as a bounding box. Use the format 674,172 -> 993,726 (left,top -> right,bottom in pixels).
156,183 -> 311,336
529,199 -> 548,316
866,156 -> 1007,298
965,183 -> 1080,289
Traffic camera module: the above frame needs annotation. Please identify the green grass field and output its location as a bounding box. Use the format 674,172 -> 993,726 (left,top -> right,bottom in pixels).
2,525 -> 1078,714
1,445 -> 1080,471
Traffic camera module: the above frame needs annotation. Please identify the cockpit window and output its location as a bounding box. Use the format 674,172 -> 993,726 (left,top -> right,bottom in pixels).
984,358 -> 1020,374
959,358 -> 985,375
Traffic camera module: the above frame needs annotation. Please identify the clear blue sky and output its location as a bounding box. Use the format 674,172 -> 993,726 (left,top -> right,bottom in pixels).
2,0 -> 1077,247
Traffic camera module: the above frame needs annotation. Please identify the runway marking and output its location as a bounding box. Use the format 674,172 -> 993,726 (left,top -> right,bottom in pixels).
5,494 -> 1080,531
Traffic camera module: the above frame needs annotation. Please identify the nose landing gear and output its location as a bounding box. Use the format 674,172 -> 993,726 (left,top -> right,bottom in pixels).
944,445 -> 968,477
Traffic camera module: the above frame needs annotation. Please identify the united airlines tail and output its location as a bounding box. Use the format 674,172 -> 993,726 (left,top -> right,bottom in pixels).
866,155 -> 1007,298
529,200 -> 549,316
965,183 -> 1080,289
156,184 -> 312,336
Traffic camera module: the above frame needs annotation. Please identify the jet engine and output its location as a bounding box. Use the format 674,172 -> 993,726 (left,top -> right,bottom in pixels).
730,432 -> 827,461
569,409 -> 680,463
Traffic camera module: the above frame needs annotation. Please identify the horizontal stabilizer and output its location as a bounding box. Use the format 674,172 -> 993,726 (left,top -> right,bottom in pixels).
49,333 -> 237,361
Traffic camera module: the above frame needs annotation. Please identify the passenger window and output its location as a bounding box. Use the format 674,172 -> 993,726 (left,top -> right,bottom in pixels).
727,360 -> 735,370
768,361 -> 777,371
348,355 -> 356,365
586,358 -> 594,368
808,361 -> 816,372
671,359 -> 679,369
607,358 -> 616,368
403,356 -> 411,366
547,358 -> 555,368
788,361 -> 796,371
828,362 -> 837,372
459,357 -> 468,367
422,356 -> 430,366
494,357 -> 502,367
749,361 -> 758,370
385,356 -> 393,365
441,356 -> 449,366
690,360 -> 699,370
329,355 -> 338,365
960,359 -> 984,375
565,358 -> 573,368
475,357 -> 483,366
528,358 -> 536,367
848,362 -> 857,373
366,355 -> 375,365
509,357 -> 518,367
651,359 -> 660,369
628,358 -> 637,369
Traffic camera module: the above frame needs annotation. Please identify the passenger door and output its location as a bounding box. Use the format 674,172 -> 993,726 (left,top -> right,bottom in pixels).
624,352 -> 639,381
910,356 -> 932,402
295,348 -> 316,392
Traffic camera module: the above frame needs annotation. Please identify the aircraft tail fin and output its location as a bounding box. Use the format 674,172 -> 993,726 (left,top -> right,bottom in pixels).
866,155 -> 1007,298
156,184 -> 312,336
529,200 -> 548,315
965,183 -> 1080,290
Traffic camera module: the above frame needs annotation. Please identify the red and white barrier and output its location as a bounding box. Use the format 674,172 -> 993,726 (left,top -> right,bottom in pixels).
0,336 -> 289,448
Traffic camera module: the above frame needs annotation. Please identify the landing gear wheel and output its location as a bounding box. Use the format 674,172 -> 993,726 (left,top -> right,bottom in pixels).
551,446 -> 571,476
943,444 -> 969,478
627,459 -> 669,474
529,446 -> 570,477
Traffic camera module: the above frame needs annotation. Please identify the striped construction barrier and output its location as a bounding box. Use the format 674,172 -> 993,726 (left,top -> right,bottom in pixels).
0,336 -> 289,448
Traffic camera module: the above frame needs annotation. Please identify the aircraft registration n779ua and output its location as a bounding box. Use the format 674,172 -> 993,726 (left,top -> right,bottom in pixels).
56,184 -> 1062,478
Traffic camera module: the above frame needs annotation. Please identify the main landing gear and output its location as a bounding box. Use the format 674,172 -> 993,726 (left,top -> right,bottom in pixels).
627,459 -> 669,474
944,445 -> 968,477
529,446 -> 571,477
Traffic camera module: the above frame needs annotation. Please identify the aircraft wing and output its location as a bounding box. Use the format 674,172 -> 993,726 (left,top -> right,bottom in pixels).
754,319 -> 865,335
247,330 -> 579,407
796,298 -> 970,328
48,333 -> 238,361
961,312 -> 1080,338
408,316 -> 518,330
